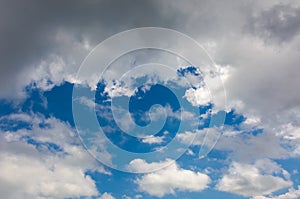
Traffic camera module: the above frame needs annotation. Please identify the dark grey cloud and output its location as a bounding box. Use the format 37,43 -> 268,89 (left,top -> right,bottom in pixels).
248,3 -> 300,43
0,0 -> 176,97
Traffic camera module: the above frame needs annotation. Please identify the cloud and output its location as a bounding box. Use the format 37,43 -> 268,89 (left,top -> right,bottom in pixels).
216,160 -> 292,197
128,158 -> 174,173
129,159 -> 210,197
0,152 -> 98,199
177,127 -> 224,155
184,86 -> 211,106
141,135 -> 165,144
0,0 -> 172,98
212,120 -> 300,162
252,185 -> 300,199
248,3 -> 300,43
98,192 -> 116,199
0,113 -> 109,199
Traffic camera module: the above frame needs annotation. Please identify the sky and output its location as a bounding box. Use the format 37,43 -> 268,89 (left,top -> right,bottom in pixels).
1,0 -> 300,199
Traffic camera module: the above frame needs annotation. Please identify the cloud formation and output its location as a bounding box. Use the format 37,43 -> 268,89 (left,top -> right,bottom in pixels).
216,160 -> 292,197
129,159 -> 210,197
0,114 -> 109,199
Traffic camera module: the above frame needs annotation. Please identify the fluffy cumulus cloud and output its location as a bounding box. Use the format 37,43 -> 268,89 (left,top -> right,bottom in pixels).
129,159 -> 211,197
0,153 -> 97,199
216,160 -> 292,197
184,86 -> 211,107
0,114 -> 109,199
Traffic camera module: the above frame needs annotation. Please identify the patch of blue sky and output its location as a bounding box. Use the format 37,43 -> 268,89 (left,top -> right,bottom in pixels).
0,77 -> 290,199
0,82 -> 75,127
21,135 -> 64,153
224,110 -> 246,130
177,65 -> 201,77
275,158 -> 300,187
0,118 -> 32,131
44,82 -> 74,125
243,128 -> 264,136
86,169 -> 138,198
95,82 -> 181,153
0,99 -> 18,117
22,85 -> 49,116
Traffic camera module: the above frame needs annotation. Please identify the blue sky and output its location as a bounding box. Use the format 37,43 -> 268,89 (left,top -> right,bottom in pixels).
1,68 -> 300,199
1,1 -> 300,199
0,79 -> 248,199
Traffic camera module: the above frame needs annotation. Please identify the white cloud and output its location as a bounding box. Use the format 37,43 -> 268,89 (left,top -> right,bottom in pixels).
214,129 -> 289,162
98,192 -> 116,199
104,79 -> 136,98
121,195 -> 132,199
0,153 -> 98,199
128,158 -> 174,173
277,123 -> 300,140
129,159 -> 210,197
252,185 -> 300,199
0,113 -> 33,123
78,96 -> 96,109
216,160 -> 292,197
141,135 -> 164,144
177,128 -> 221,148
276,123 -> 300,157
0,113 -> 109,199
135,194 -> 143,199
214,32 -> 300,132
177,130 -> 200,145
184,86 -> 211,106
